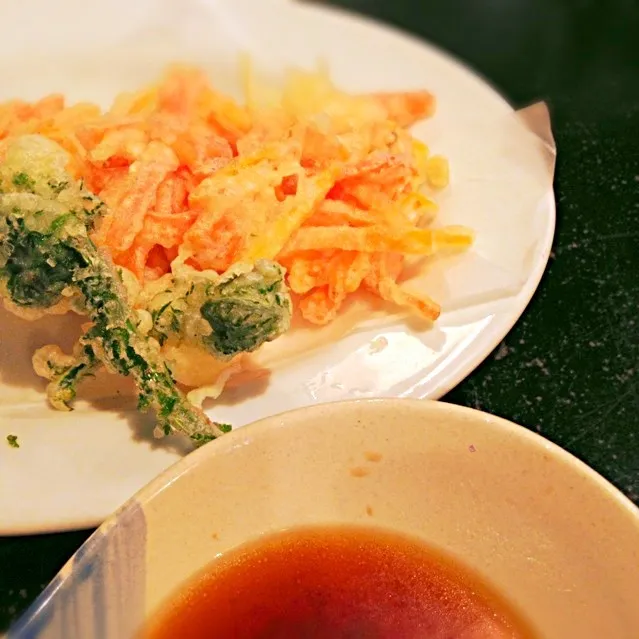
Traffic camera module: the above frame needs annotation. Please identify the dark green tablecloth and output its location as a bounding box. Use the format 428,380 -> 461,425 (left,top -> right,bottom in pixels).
1,0 -> 638,632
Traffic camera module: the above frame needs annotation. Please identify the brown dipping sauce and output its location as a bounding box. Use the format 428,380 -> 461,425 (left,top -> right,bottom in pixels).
141,526 -> 537,639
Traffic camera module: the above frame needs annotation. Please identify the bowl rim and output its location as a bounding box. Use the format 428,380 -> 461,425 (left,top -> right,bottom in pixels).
9,398 -> 639,638
138,398 -> 639,520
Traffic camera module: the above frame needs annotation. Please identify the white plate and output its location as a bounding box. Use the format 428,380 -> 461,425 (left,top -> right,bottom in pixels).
0,0 -> 555,534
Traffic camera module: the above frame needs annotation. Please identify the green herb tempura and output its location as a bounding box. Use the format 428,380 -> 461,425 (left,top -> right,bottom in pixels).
0,135 -> 292,446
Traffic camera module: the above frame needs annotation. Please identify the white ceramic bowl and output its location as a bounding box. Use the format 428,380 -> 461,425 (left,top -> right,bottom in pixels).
9,400 -> 639,639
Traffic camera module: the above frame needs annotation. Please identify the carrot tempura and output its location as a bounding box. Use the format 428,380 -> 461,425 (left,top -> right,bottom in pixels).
0,62 -> 472,325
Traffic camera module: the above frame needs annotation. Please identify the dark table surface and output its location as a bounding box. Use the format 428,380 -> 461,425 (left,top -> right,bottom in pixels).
1,0 -> 638,632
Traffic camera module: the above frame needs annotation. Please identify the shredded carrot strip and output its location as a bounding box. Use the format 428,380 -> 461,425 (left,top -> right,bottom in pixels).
281,225 -> 474,256
363,90 -> 436,127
